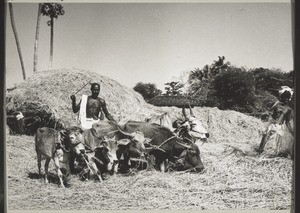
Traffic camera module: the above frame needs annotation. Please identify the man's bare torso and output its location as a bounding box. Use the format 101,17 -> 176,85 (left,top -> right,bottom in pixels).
86,96 -> 104,119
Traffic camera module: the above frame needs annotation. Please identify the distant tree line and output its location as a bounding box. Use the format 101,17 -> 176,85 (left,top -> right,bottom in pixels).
133,56 -> 294,115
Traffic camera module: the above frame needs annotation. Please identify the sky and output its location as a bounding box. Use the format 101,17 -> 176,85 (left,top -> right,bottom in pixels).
6,2 -> 293,90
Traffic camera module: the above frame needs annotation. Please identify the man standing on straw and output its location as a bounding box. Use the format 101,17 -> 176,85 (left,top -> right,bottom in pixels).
257,86 -> 293,154
70,83 -> 115,130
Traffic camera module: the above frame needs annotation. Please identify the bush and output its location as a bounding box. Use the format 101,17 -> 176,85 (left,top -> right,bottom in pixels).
211,67 -> 256,112
251,68 -> 294,96
133,82 -> 162,101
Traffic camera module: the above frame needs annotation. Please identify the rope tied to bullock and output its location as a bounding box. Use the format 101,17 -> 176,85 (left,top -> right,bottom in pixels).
145,136 -> 181,153
78,153 -> 102,179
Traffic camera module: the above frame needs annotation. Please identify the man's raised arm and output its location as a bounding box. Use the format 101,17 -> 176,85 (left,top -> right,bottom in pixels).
70,95 -> 81,113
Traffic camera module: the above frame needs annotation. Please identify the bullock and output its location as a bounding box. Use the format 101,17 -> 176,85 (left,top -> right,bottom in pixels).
35,127 -> 87,188
72,135 -> 117,180
72,121 -> 149,174
123,121 -> 205,173
59,126 -> 112,182
145,107 -> 209,142
7,111 -> 41,135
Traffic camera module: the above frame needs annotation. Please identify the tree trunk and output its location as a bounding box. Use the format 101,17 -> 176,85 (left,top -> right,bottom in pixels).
33,3 -> 42,74
49,17 -> 54,69
9,3 -> 26,80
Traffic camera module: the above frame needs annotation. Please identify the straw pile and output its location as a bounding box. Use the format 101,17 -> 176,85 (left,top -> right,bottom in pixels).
6,68 -> 164,127
6,68 -> 293,210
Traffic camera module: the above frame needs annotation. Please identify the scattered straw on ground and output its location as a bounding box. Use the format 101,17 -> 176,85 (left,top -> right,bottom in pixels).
7,133 -> 292,210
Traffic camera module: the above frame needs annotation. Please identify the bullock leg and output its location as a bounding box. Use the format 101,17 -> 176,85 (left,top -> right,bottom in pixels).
44,157 -> 51,184
68,155 -> 76,174
65,160 -> 71,176
53,156 -> 65,188
258,131 -> 272,154
147,154 -> 155,171
160,161 -> 165,173
90,161 -> 103,182
114,162 -> 119,174
37,153 -> 42,178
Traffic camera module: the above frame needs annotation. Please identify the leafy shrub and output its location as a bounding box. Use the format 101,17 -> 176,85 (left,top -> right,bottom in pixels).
210,67 -> 256,112
133,82 -> 162,101
250,68 -> 294,96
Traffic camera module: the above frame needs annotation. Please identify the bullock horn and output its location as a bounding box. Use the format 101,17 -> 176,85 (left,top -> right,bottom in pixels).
182,107 -> 187,119
188,103 -> 195,117
116,126 -> 133,138
144,137 -> 153,144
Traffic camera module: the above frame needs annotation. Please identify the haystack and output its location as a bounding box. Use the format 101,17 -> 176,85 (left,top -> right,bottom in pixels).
6,68 -> 291,155
6,68 -> 164,127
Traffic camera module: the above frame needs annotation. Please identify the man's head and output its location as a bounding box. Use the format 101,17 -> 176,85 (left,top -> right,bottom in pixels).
90,83 -> 100,98
278,86 -> 293,104
279,91 -> 292,104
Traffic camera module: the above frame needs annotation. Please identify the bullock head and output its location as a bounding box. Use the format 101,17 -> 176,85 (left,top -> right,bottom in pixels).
67,127 -> 84,144
115,128 -> 150,172
93,145 -> 113,172
172,141 -> 204,173
59,126 -> 85,154
175,117 -> 209,142
94,136 -> 118,172
117,127 -> 147,154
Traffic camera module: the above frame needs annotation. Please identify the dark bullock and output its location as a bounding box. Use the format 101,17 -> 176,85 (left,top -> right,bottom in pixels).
7,111 -> 41,135
65,126 -> 115,180
85,121 -> 149,173
123,121 -> 205,173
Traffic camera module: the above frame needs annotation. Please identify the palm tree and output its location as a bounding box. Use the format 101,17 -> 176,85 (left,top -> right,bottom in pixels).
41,3 -> 65,69
33,3 -> 42,74
8,3 -> 26,80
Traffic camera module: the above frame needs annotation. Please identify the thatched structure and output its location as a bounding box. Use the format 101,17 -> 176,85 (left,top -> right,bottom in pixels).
147,95 -> 205,107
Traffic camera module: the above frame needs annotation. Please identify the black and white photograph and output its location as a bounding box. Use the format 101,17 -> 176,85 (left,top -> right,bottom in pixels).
5,0 -> 294,211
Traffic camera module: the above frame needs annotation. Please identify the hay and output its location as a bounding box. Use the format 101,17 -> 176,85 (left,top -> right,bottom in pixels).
6,68 -> 163,127
7,134 -> 292,210
6,68 -> 293,210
